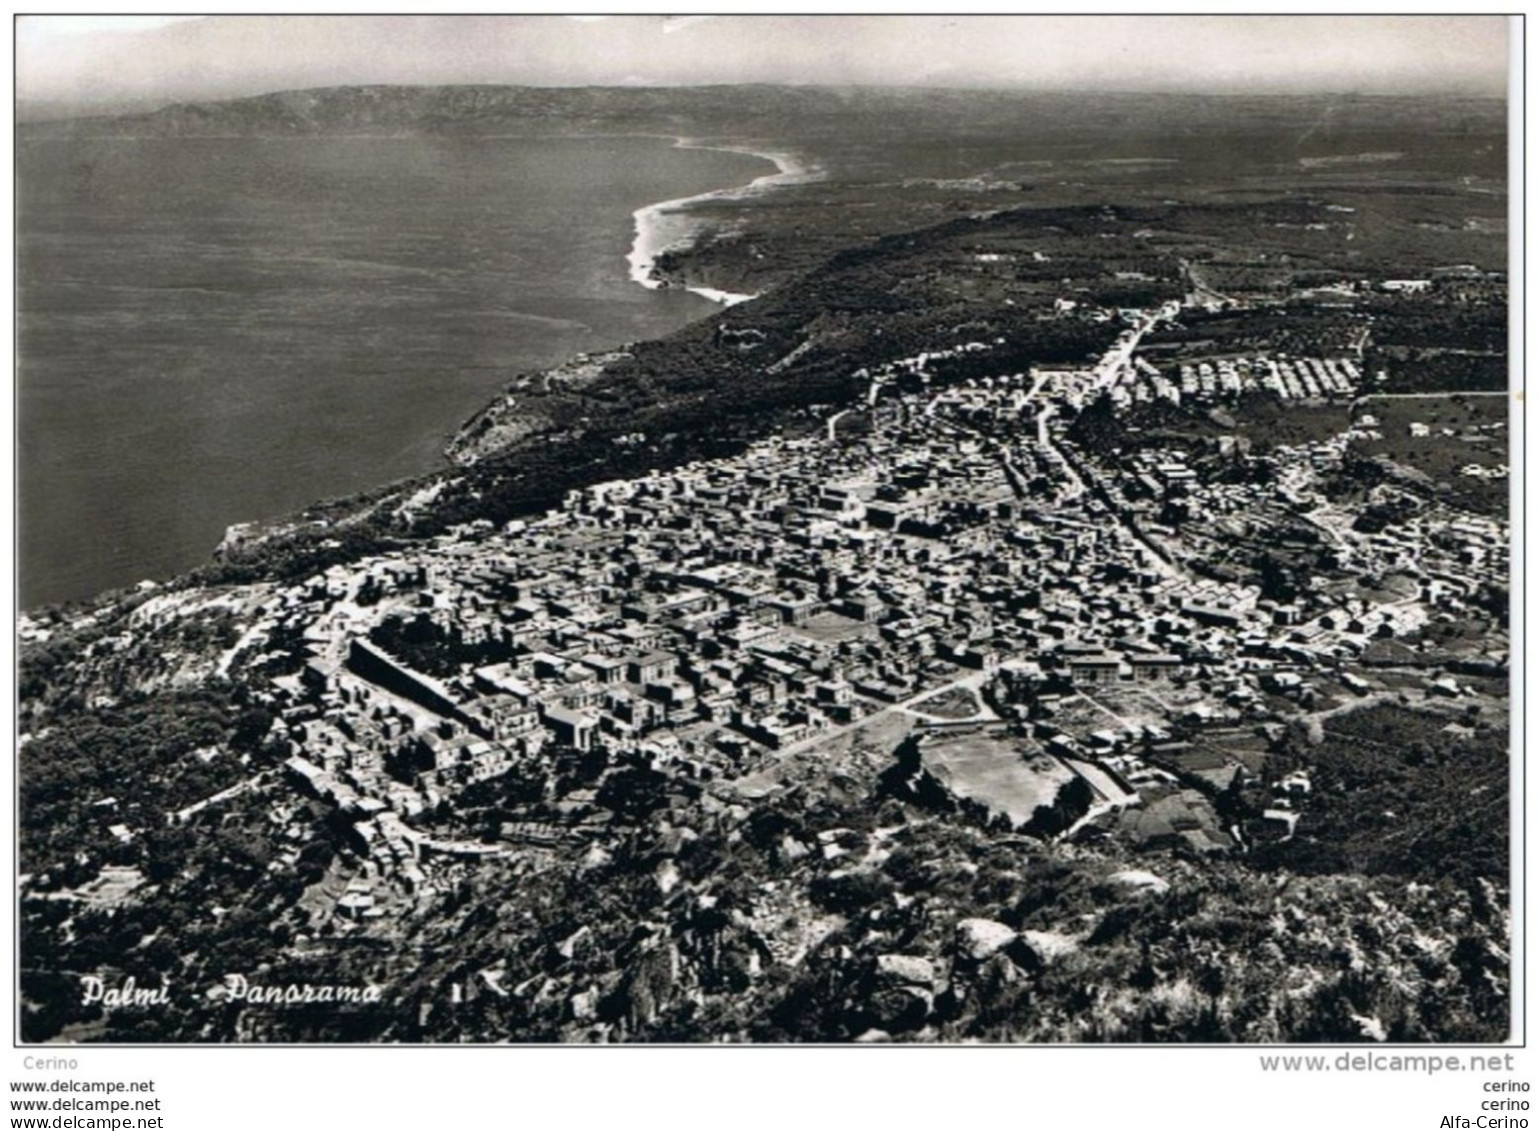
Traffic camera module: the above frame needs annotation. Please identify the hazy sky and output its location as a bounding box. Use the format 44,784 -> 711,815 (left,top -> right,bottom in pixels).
16,14 -> 1510,108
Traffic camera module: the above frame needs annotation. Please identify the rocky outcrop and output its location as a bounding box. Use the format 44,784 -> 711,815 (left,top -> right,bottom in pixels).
954,918 -> 1018,964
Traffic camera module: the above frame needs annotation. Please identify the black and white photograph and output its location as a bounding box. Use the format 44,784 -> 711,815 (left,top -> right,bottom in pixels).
12,10 -> 1517,1065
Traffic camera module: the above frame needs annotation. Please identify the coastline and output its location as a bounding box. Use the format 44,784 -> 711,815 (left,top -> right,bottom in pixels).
626,138 -> 817,305
19,136 -> 812,616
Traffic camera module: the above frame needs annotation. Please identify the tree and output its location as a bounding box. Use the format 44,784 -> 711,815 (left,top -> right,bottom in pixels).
595,767 -> 671,824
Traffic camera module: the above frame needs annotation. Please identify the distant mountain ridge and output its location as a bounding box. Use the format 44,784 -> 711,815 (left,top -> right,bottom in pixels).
23,83 -> 1505,142
25,83 -> 996,139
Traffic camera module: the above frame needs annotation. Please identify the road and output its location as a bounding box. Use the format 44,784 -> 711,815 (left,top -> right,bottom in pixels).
1350,325 -> 1372,359
919,320 -> 1182,581
725,669 -> 996,795
1093,309 -> 1166,392
1353,391 -> 1509,403
1179,257 -> 1237,309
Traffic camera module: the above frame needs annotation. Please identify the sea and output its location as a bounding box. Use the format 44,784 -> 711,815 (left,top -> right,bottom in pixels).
17,135 -> 771,609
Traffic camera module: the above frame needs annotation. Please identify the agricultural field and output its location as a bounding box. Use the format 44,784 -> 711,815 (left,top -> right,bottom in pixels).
1350,392 -> 1510,514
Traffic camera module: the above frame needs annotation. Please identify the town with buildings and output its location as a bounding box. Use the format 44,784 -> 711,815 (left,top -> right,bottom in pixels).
42,288 -> 1495,942
16,171 -> 1511,1044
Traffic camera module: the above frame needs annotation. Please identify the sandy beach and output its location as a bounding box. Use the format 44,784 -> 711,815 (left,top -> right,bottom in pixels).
626,138 -> 817,305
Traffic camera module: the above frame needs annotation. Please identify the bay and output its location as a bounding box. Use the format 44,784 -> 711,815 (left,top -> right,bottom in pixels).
18,135 -> 768,608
